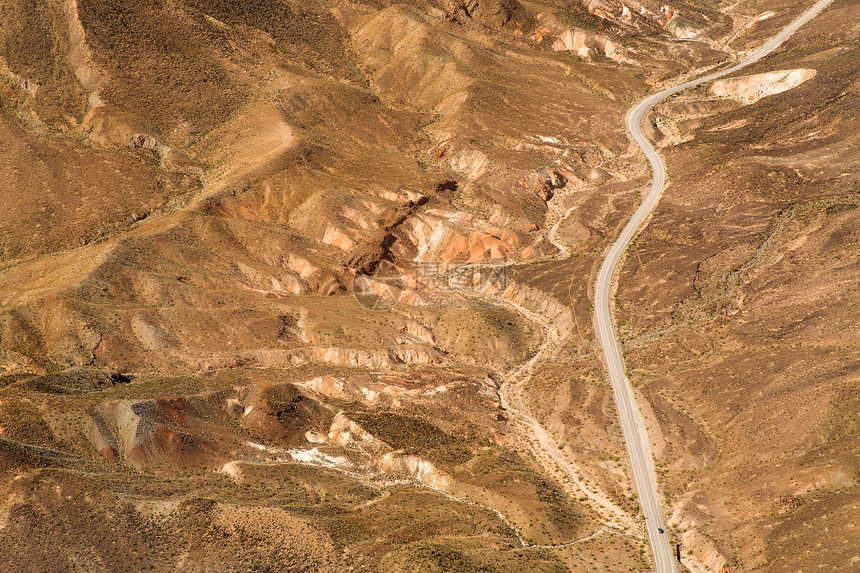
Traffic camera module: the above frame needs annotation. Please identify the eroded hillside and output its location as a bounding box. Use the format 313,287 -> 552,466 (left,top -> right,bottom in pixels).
0,0 -> 854,571
616,0 -> 860,570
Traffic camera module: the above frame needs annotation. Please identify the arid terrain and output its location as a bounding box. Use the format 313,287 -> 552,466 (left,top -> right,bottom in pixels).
0,0 -> 856,571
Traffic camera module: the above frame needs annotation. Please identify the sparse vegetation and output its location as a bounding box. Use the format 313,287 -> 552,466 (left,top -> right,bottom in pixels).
0,0 -> 855,570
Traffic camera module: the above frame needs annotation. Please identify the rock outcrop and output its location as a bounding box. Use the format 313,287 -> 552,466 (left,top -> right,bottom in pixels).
710,69 -> 817,104
531,13 -> 637,65
439,0 -> 526,29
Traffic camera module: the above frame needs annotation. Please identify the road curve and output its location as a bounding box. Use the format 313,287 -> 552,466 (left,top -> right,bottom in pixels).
593,1 -> 835,570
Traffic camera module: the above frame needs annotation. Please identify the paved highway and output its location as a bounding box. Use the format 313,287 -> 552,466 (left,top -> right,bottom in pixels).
593,1 -> 835,570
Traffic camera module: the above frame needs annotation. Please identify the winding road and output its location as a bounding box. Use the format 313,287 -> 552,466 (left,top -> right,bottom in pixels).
594,1 -> 835,570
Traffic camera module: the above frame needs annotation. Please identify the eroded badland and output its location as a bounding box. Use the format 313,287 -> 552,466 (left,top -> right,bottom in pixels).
0,0 -> 857,571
